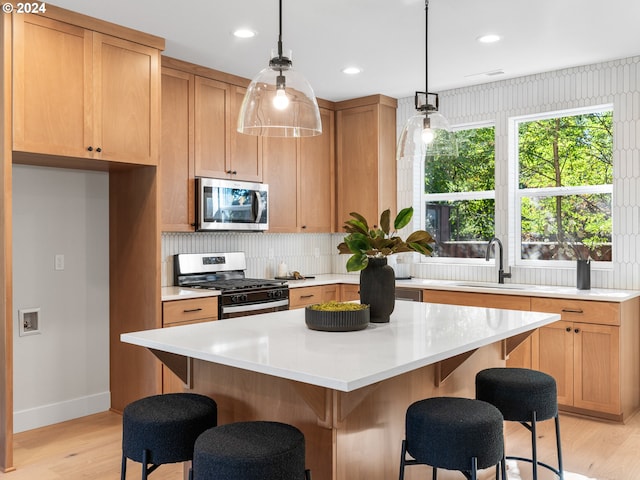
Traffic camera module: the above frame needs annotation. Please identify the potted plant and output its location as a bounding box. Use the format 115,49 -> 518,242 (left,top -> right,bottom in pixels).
337,207 -> 434,322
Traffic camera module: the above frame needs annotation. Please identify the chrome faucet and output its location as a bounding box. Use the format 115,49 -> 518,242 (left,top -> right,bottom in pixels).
485,237 -> 511,284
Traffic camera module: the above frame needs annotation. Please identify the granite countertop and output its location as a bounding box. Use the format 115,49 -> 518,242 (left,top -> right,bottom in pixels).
122,300 -> 559,392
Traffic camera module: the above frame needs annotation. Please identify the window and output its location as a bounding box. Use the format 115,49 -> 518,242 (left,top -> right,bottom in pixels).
422,124 -> 495,259
513,106 -> 613,264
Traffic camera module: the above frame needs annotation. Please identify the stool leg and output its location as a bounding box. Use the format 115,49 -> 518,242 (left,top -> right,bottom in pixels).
120,454 -> 126,480
555,414 -> 564,480
500,456 -> 507,480
142,449 -> 149,480
398,440 -> 407,480
530,411 -> 538,480
305,469 -> 312,480
470,457 -> 478,480
432,467 -> 437,480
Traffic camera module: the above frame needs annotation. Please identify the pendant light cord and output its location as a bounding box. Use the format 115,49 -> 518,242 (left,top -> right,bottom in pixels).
277,0 -> 283,59
425,0 -> 429,102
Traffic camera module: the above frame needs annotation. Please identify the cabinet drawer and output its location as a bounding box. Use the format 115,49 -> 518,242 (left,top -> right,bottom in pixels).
531,297 -> 619,326
162,297 -> 218,325
340,284 -> 360,302
425,290 -> 531,311
290,286 -> 324,309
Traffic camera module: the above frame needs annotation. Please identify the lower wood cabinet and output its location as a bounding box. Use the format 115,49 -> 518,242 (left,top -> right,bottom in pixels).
531,297 -> 635,420
161,297 -> 218,393
340,284 -> 360,302
423,289 -> 639,421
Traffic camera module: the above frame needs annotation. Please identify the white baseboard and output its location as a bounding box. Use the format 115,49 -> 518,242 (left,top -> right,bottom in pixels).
14,391 -> 111,433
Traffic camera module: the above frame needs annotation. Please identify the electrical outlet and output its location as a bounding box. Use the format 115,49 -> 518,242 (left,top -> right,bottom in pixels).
55,254 -> 64,271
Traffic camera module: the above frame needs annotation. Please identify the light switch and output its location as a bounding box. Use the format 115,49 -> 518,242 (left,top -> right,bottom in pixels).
54,254 -> 64,271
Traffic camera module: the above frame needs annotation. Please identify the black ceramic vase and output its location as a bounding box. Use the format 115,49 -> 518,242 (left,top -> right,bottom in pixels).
577,259 -> 591,290
359,257 -> 395,323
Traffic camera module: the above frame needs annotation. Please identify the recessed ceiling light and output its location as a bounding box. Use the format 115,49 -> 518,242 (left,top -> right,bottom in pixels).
342,66 -> 362,75
477,34 -> 501,44
233,28 -> 257,39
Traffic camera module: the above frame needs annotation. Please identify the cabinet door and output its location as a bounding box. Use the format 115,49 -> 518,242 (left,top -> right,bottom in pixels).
538,320 -> 574,407
13,15 -> 92,158
336,104 -> 380,225
299,108 -> 335,232
573,323 -> 620,414
161,68 -> 195,231
194,76 -> 229,178
229,86 -> 262,182
93,33 -> 159,165
263,137 -> 298,232
322,285 -> 339,303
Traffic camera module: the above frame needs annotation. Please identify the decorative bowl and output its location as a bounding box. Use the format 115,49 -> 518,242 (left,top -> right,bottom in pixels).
304,304 -> 370,332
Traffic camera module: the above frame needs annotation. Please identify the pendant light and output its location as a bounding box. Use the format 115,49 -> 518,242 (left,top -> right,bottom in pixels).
396,0 -> 456,161
237,0 -> 322,137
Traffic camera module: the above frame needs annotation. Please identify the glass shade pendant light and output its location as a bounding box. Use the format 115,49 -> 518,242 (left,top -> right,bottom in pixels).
237,0 -> 322,137
396,0 -> 456,161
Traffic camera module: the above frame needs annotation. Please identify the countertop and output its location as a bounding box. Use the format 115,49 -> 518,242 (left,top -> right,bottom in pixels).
161,275 -> 639,302
282,274 -> 640,302
122,300 -> 560,392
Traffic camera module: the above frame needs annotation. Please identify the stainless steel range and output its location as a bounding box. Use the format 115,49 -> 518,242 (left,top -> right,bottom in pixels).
174,252 -> 289,318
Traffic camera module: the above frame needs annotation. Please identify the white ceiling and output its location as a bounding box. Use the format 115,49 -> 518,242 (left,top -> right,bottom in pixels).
50,0 -> 640,102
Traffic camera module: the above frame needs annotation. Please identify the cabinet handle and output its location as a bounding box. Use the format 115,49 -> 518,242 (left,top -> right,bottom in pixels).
87,146 -> 93,152
232,170 -> 237,175
183,308 -> 203,313
300,294 -> 315,299
301,225 -> 307,229
574,328 -> 580,334
566,327 -> 572,332
561,308 -> 584,314
96,147 -> 102,153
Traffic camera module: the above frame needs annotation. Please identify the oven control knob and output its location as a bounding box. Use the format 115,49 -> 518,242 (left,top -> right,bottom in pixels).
241,294 -> 248,302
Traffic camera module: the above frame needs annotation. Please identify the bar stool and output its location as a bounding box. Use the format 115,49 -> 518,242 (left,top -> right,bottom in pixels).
476,367 -> 564,480
190,421 -> 311,480
121,393 -> 218,480
399,396 -> 506,480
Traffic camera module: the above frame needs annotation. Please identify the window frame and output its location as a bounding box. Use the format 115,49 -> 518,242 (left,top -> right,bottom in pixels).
508,104 -> 614,270
420,121 -> 496,264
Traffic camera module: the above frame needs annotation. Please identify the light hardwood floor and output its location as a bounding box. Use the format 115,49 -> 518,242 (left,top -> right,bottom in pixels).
1,410 -> 639,479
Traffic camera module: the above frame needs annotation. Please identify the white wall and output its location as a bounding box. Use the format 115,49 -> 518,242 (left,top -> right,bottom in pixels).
12,164 -> 110,433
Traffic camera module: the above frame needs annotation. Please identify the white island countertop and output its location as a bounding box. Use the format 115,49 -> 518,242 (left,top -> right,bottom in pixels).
122,301 -> 560,392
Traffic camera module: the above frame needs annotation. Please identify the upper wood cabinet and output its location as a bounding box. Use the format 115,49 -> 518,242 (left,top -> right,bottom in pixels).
193,80 -> 262,182
160,67 -> 195,231
263,108 -> 335,233
12,14 -> 160,165
335,95 -> 397,228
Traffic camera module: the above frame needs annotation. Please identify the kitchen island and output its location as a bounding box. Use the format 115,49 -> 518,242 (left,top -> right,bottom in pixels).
122,301 -> 560,480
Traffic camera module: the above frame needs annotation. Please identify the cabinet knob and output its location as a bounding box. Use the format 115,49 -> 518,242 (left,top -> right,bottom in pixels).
574,328 -> 580,334
232,170 -> 237,175
87,146 -> 93,152
301,225 -> 307,229
566,327 -> 572,332
96,147 -> 102,153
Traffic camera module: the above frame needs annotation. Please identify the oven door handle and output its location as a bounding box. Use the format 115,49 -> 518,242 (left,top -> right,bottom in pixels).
222,299 -> 289,314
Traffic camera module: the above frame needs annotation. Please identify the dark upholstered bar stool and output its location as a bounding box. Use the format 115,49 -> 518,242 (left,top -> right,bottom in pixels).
121,393 -> 218,480
476,368 -> 564,480
399,397 -> 507,480
190,421 -> 311,480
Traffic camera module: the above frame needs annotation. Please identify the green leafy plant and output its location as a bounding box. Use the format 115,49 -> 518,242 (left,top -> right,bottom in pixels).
337,207 -> 434,271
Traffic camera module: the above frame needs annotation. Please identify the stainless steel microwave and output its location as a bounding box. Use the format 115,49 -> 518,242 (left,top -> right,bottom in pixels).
196,178 -> 268,231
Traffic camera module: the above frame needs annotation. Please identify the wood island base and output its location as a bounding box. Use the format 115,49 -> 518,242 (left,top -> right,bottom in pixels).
186,342 -> 505,480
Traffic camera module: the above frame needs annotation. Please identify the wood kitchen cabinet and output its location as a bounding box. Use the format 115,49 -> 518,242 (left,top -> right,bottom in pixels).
162,297 -> 218,393
424,290 -> 537,369
13,14 -> 160,165
192,79 -> 262,182
336,95 -> 397,229
532,297 -> 636,420
289,286 -> 325,309
340,284 -> 360,301
264,108 -> 335,233
161,67 -> 195,231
